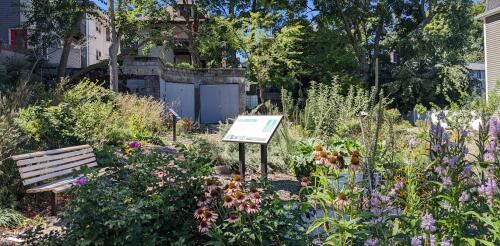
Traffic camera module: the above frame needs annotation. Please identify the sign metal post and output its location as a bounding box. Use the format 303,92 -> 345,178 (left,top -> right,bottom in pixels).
167,107 -> 180,142
222,115 -> 282,181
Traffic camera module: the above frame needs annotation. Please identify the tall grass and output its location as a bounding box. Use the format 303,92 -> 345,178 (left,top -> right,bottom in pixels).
282,81 -> 370,139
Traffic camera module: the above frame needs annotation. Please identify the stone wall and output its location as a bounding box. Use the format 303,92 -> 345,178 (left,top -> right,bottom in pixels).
122,56 -> 248,120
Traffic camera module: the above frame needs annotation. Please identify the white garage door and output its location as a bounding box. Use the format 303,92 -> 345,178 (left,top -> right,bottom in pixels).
200,84 -> 240,124
161,81 -> 195,120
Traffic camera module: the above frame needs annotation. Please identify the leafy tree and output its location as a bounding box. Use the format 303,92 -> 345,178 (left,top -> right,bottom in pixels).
239,13 -> 304,103
23,0 -> 92,81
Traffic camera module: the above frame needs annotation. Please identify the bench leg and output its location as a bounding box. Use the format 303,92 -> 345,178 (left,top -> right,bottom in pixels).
51,192 -> 58,216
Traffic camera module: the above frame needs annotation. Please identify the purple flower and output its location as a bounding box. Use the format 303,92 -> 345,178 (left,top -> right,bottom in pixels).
429,234 -> 436,246
128,141 -> 142,149
411,235 -> 422,246
74,176 -> 87,186
478,178 -> 497,197
441,238 -> 451,246
364,238 -> 379,246
441,176 -> 451,188
421,213 -> 436,232
442,201 -> 451,211
459,191 -> 470,203
437,112 -> 446,121
409,138 -> 418,147
443,156 -> 458,166
462,165 -> 473,177
430,124 -> 445,139
431,144 -> 441,153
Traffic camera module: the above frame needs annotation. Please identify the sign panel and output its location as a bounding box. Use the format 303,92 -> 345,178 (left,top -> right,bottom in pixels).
223,115 -> 283,144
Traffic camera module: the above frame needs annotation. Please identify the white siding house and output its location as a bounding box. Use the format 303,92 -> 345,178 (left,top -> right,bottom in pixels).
477,0 -> 500,101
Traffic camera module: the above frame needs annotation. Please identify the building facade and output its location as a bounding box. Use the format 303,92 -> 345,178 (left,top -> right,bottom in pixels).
477,0 -> 500,101
0,0 -> 111,68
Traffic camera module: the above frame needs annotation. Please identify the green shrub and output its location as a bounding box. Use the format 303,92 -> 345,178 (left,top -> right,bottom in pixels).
26,141 -> 213,245
0,208 -> 25,228
17,79 -> 167,148
289,140 -> 317,179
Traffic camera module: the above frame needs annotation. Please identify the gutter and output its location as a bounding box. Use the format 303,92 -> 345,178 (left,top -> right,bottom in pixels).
476,7 -> 500,20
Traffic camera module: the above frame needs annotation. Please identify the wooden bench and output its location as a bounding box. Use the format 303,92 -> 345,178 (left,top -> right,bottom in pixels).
11,145 -> 97,214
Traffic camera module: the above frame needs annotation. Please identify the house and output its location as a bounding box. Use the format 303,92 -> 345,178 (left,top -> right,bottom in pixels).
477,0 -> 500,101
0,0 -> 112,68
466,62 -> 486,96
138,0 -> 208,67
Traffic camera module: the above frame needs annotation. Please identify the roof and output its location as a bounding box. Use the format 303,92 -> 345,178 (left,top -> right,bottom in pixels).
477,0 -> 500,19
466,62 -> 485,71
487,0 -> 500,11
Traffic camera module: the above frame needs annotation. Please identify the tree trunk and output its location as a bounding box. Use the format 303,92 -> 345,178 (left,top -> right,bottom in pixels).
108,0 -> 119,91
56,37 -> 72,81
57,4 -> 86,82
258,80 -> 265,104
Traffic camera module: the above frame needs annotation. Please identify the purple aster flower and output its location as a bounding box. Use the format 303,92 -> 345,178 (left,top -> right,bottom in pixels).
421,213 -> 436,232
364,238 -> 379,246
442,201 -> 451,211
441,238 -> 451,246
411,235 -> 422,246
462,165 -> 473,177
437,112 -> 446,121
74,176 -> 87,186
431,144 -> 441,153
429,234 -> 436,246
459,191 -> 470,203
128,141 -> 142,149
441,176 -> 451,188
409,138 -> 418,147
461,146 -> 469,154
443,156 -> 458,167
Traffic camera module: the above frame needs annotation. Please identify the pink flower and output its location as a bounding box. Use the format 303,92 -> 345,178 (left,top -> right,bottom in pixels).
128,141 -> 141,149
198,220 -> 211,233
226,214 -> 239,224
223,195 -> 235,208
250,192 -> 262,204
246,203 -> 260,214
238,202 -> 248,211
202,209 -> 218,222
333,193 -> 351,209
233,191 -> 246,204
194,208 -> 205,219
300,177 -> 310,187
197,196 -> 211,207
74,176 -> 87,186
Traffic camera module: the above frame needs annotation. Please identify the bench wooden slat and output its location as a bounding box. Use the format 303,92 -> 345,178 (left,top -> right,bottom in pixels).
21,157 -> 97,179
19,152 -> 95,173
53,184 -> 74,193
16,148 -> 93,166
11,145 -> 92,161
23,162 -> 97,185
26,176 -> 83,193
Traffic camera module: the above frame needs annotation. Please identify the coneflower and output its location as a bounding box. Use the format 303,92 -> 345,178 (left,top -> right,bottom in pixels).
226,214 -> 239,224
198,220 -> 210,233
234,191 -> 246,204
223,195 -> 235,208
202,209 -> 219,222
194,207 -> 205,219
333,192 -> 351,209
250,192 -> 261,204
246,202 -> 260,214
197,196 -> 211,207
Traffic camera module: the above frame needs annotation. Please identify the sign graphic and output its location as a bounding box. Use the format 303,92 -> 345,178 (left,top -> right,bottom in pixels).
223,115 -> 283,144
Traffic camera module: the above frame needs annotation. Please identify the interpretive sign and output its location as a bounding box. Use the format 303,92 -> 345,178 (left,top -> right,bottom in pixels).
222,115 -> 283,144
222,115 -> 283,181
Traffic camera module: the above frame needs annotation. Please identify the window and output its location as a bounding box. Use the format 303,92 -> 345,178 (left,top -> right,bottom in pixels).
9,28 -> 28,49
106,28 -> 111,41
96,50 -> 101,60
